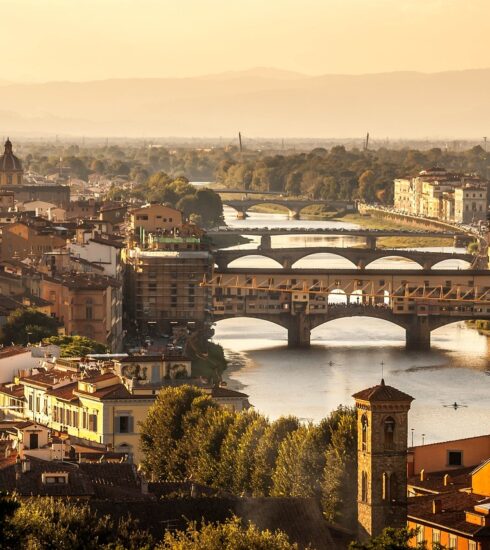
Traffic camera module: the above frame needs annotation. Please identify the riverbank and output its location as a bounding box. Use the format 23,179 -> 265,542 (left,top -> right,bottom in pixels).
333,213 -> 455,248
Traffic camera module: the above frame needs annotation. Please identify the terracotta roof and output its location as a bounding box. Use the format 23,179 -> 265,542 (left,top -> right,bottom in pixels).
408,492 -> 490,537
45,382 -> 79,402
408,466 -> 474,494
211,386 -> 248,399
75,383 -> 150,400
81,372 -> 118,383
352,379 -> 414,402
21,370 -> 75,388
0,346 -> 29,359
90,236 -> 125,248
0,383 -> 25,398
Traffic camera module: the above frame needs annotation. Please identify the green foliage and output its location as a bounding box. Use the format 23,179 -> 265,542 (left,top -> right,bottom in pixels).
131,172 -> 223,227
322,409 -> 357,524
349,527 -> 434,550
42,335 -> 108,357
158,516 -> 298,550
140,385 -> 218,480
3,497 -> 153,550
141,388 -> 357,525
0,308 -> 59,346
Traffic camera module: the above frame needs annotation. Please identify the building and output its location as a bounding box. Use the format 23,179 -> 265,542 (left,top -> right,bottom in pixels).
0,354 -> 248,464
393,168 -> 489,224
455,185 -> 488,224
125,226 -> 212,334
39,272 -> 123,352
0,219 -> 70,261
129,203 -> 183,241
408,460 -> 490,549
408,434 -> 490,477
353,379 -> 414,540
0,138 -> 23,186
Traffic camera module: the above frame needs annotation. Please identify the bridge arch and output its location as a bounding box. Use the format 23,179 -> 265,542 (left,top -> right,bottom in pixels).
311,314 -> 408,333
225,254 -> 284,269
246,201 -> 297,217
364,255 -> 424,270
431,258 -> 472,270
292,252 -> 357,270
212,316 -> 289,339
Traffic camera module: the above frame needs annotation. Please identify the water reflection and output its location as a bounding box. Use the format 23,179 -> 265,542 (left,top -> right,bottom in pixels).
214,209 -> 490,442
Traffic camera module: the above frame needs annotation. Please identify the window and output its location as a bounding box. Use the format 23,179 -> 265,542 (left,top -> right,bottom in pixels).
432,530 -> 440,545
361,471 -> 368,502
448,534 -> 457,549
416,526 -> 425,545
469,541 -> 477,550
447,450 -> 463,466
384,416 -> 395,449
28,395 -> 33,411
88,413 -> 98,432
361,415 -> 368,451
116,415 -> 134,434
85,298 -> 93,321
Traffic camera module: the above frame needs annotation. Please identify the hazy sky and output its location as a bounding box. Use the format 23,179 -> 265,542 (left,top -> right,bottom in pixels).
3,0 -> 489,81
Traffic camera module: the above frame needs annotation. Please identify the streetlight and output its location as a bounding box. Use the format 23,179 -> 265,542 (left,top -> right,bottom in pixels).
411,428 -> 414,447
26,331 -> 32,346
422,433 -> 426,445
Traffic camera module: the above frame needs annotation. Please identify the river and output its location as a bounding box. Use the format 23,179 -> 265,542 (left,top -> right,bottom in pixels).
212,207 -> 490,444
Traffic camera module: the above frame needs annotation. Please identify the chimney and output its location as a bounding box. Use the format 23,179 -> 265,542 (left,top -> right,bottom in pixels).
420,469 -> 425,481
443,474 -> 450,486
432,499 -> 442,514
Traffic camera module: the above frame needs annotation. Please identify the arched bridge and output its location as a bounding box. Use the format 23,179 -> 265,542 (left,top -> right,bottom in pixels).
221,198 -> 355,219
213,247 -> 474,270
205,267 -> 490,349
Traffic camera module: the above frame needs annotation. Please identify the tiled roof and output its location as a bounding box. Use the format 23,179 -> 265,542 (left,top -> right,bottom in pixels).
0,383 -> 25,398
75,383 -> 150,400
46,382 -> 79,402
21,370 -> 75,388
408,466 -> 473,494
408,492 -> 490,537
211,386 -> 248,399
352,379 -> 414,402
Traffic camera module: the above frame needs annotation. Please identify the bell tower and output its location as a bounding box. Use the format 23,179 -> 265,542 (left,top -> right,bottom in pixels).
352,379 -> 414,540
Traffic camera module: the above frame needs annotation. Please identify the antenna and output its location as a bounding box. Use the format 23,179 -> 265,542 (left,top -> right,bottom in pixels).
364,132 -> 370,151
238,131 -> 243,153
380,360 -> 385,380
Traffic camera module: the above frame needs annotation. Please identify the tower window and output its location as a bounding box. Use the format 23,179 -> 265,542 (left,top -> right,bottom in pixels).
384,416 -> 395,449
361,471 -> 368,502
447,450 -> 463,466
361,414 -> 368,451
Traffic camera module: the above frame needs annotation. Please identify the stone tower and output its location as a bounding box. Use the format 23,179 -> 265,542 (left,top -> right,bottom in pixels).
352,380 -> 414,540
0,138 -> 23,186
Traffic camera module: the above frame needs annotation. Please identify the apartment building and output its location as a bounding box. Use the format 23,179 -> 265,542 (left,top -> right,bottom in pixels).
393,168 -> 488,224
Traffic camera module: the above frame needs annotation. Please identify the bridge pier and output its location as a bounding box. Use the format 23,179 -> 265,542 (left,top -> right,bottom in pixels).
405,317 -> 430,351
366,235 -> 377,249
290,210 -> 300,220
236,209 -> 248,219
288,314 -> 311,348
260,234 -> 272,249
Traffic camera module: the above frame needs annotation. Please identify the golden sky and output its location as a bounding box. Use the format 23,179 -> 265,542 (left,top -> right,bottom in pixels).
3,0 -> 489,81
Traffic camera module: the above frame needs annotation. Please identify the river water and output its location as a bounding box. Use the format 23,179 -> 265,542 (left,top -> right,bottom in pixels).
212,208 -> 490,444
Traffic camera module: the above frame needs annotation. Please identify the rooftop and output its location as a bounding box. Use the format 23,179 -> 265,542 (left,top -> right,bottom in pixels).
352,379 -> 414,403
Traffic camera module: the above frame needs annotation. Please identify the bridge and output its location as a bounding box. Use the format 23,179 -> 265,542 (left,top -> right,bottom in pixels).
203,268 -> 490,350
207,227 -> 471,249
221,198 -> 355,219
213,246 -> 475,270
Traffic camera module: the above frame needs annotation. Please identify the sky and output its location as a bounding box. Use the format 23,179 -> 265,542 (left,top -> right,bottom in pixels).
2,0 -> 489,82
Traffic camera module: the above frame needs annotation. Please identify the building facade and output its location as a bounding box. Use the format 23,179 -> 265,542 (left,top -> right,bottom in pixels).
353,380 -> 414,540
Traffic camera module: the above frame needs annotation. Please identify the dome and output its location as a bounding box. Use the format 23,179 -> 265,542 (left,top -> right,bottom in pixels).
0,138 -> 22,172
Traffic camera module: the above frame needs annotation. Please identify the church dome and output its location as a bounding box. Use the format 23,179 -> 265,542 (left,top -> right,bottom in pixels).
0,138 -> 23,172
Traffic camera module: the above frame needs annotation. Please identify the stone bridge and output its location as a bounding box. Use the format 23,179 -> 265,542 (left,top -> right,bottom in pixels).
207,267 -> 490,349
213,246 -> 475,270
221,198 -> 355,219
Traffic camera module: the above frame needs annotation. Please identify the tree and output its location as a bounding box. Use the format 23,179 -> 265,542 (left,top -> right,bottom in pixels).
322,409 -> 357,526
251,416 -> 300,496
140,386 -> 217,480
158,516 -> 298,550
0,308 -> 59,346
42,335 -> 107,357
358,170 -> 376,202
4,497 -> 153,550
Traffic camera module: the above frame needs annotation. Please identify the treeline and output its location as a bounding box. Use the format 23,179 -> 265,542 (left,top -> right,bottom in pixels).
140,386 -> 357,527
107,172 -> 224,227
215,145 -> 490,203
0,496 -> 299,550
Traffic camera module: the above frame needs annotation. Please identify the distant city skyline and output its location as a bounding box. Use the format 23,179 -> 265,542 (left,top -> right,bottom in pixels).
1,0 -> 489,82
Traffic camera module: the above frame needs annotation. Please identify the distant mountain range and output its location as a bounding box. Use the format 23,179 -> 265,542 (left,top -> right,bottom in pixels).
0,67 -> 489,138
